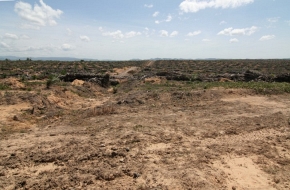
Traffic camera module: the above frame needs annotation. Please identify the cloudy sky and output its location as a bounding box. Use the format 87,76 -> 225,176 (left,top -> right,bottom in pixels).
0,0 -> 289,60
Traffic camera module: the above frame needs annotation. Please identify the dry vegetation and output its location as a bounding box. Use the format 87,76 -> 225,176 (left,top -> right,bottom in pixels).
0,59 -> 290,189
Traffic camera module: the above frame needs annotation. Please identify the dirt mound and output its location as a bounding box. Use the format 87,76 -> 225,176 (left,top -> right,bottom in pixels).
144,76 -> 163,84
1,77 -> 25,89
71,79 -> 85,86
112,67 -> 140,78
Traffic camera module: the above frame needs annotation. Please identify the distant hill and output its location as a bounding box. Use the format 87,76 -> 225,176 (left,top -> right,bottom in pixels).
0,56 -> 97,61
0,56 -> 289,61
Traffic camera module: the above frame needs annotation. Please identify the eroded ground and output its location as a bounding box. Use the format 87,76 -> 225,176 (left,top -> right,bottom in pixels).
0,77 -> 290,190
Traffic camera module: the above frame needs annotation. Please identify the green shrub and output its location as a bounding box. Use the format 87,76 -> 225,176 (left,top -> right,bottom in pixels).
46,75 -> 60,89
0,83 -> 9,90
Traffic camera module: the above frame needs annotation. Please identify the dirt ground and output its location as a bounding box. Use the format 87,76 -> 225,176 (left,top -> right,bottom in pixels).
0,77 -> 290,190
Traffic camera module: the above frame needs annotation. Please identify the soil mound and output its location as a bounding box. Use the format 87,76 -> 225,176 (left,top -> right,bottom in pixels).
1,77 -> 25,89
71,79 -> 85,86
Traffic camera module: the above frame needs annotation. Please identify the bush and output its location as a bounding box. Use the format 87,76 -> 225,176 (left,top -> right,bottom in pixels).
46,75 -> 60,89
0,83 -> 9,90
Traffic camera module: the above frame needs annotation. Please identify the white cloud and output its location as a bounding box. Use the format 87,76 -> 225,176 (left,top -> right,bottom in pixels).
266,17 -> 280,28
99,27 -> 104,32
144,4 -> 153,8
170,31 -> 178,37
230,38 -> 239,43
187,30 -> 201,36
80,35 -> 90,42
144,27 -> 154,37
103,30 -> 124,39
0,43 -> 57,52
259,35 -> 275,41
217,26 -> 258,36
160,30 -> 169,37
67,28 -> 72,36
159,30 -> 178,37
20,23 -> 40,30
166,15 -> 172,22
180,0 -> 254,13
0,42 -> 10,48
4,33 -> 18,40
152,11 -> 159,17
102,30 -> 141,39
202,39 -> 210,42
125,31 -> 142,38
20,35 -> 30,39
220,20 -> 227,25
14,0 -> 63,27
267,17 -> 279,23
155,14 -> 173,24
61,44 -> 73,51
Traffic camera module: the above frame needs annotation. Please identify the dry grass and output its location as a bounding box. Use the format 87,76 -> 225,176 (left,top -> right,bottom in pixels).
89,105 -> 116,116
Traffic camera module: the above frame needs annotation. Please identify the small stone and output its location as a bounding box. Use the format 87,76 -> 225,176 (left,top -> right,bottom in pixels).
111,151 -> 118,157
274,177 -> 280,184
100,144 -> 106,147
133,173 -> 140,179
13,115 -> 20,121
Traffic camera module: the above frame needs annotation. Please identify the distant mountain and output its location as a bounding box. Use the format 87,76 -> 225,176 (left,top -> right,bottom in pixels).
1,56 -> 289,61
0,56 -> 98,61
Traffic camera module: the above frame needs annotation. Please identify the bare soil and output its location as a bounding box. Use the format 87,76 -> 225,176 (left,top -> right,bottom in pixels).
0,77 -> 290,190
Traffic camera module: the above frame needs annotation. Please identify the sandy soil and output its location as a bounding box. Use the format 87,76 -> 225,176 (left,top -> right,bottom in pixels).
0,79 -> 290,190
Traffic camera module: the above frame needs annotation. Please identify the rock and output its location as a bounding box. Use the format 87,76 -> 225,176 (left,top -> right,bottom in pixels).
156,71 -> 191,81
117,101 -> 123,105
244,70 -> 263,81
13,115 -> 20,121
111,151 -> 118,157
100,144 -> 106,147
133,173 -> 140,179
137,99 -> 145,104
274,177 -> 280,184
59,73 -> 111,87
110,79 -> 120,86
274,73 -> 290,82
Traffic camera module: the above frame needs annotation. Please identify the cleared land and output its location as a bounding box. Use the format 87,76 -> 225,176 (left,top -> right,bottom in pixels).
0,59 -> 290,189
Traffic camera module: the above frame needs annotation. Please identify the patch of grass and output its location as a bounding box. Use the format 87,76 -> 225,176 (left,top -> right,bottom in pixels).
133,125 -> 151,133
263,165 -> 280,175
141,81 -> 290,94
0,83 -> 9,90
88,105 -> 116,116
0,125 -> 28,136
46,75 -> 60,89
190,81 -> 290,94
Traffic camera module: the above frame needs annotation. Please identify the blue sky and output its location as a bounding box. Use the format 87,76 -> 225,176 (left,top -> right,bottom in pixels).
0,0 -> 289,60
